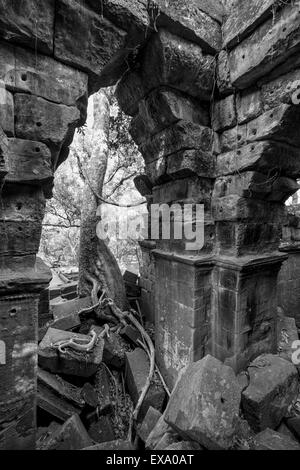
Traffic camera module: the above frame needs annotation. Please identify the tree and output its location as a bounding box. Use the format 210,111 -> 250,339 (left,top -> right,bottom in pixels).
39,88 -> 145,306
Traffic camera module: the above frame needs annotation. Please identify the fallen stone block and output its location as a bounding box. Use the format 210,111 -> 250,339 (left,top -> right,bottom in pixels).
285,416 -> 300,442
242,354 -> 299,432
164,355 -> 241,450
88,415 -> 115,444
38,368 -> 84,409
36,422 -> 61,450
80,382 -> 99,409
51,296 -> 91,320
93,364 -> 114,416
37,384 -> 81,422
146,413 -> 177,450
51,312 -> 81,332
125,348 -> 166,420
40,414 -> 93,450
90,325 -> 128,369
154,432 -> 181,450
137,406 -> 162,443
120,324 -> 143,346
165,441 -> 202,451
277,422 -> 298,442
83,440 -> 134,450
38,328 -> 104,377
251,428 -> 300,450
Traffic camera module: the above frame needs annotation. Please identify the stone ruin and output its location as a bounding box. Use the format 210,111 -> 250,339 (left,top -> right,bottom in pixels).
1,0 -> 300,450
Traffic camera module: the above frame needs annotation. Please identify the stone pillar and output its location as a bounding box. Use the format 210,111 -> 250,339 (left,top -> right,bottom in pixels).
117,0 -> 300,388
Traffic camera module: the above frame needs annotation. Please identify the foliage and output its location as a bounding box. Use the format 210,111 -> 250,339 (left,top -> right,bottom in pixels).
39,88 -> 145,272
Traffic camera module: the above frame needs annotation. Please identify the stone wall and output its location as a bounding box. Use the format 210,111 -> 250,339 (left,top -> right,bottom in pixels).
0,0 -> 300,448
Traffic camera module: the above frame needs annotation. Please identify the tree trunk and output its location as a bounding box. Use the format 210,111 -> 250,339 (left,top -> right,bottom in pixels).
78,90 -> 128,310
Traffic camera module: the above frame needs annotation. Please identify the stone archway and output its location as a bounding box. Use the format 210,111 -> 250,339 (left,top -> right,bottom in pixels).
0,0 -> 300,449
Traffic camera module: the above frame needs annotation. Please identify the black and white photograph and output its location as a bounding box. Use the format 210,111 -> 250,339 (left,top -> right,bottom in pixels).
1,0 -> 300,457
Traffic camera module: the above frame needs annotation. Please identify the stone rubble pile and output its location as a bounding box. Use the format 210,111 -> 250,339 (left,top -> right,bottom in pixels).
37,282 -> 300,450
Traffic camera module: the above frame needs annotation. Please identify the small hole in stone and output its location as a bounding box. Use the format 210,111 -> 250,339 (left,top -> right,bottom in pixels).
270,113 -> 274,118
36,122 -> 42,127
18,226 -> 22,232
10,308 -> 17,314
16,203 -> 22,210
35,147 -> 40,152
283,27 -> 287,32
21,73 -> 27,81
242,55 -> 245,59
251,145 -> 255,151
237,135 -> 242,141
237,150 -> 241,155
221,397 -> 225,404
252,129 -> 257,135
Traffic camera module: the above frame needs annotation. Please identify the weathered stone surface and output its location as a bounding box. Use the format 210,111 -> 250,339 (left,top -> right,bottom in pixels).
220,105 -> 300,153
229,3 -> 300,89
88,415 -> 115,444
154,0 -> 222,53
14,94 -> 80,165
54,0 -> 127,89
88,0 -> 150,46
38,328 -> 104,377
115,71 -> 145,116
93,364 -> 113,416
213,173 -> 298,203
0,127 -> 8,182
137,406 -> 162,443
242,354 -> 299,432
139,120 -> 213,164
223,0 -> 280,49
285,416 -> 300,441
145,413 -> 176,450
38,384 -> 82,422
212,95 -> 236,132
217,50 -> 234,96
154,432 -> 181,450
0,292 -> 39,450
0,0 -> 54,54
237,89 -> 262,125
5,138 -> 53,186
41,414 -> 93,450
142,29 -> 215,101
261,68 -> 300,110
38,368 -> 84,408
166,149 -> 216,181
0,185 -> 45,256
83,440 -> 134,450
0,87 -> 13,136
277,421 -> 298,441
277,313 -> 299,363
0,255 -> 51,295
125,348 -> 166,420
216,141 -> 300,179
251,428 -> 300,450
165,441 -> 202,450
213,195 -> 285,222
51,296 -> 91,320
130,89 -> 209,145
164,355 -> 241,449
